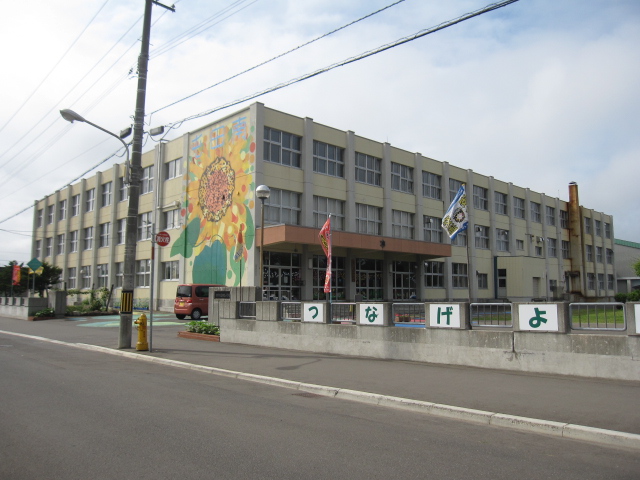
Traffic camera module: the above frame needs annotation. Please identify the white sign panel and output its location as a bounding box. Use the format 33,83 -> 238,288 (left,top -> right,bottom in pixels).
635,304 -> 640,334
303,303 -> 324,323
429,304 -> 461,328
359,304 -> 384,326
518,304 -> 559,332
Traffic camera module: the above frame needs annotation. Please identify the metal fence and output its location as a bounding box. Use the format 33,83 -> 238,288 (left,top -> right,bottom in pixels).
331,302 -> 357,324
392,302 -> 426,326
569,302 -> 626,330
238,301 -> 256,319
281,302 -> 302,322
470,303 -> 513,328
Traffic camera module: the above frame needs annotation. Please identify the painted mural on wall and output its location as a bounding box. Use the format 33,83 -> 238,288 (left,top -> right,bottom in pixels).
170,113 -> 256,285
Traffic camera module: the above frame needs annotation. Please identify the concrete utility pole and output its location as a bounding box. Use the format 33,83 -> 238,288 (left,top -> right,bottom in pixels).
120,0 -> 175,348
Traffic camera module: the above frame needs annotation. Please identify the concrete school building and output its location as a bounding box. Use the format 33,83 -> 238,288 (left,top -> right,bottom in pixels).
31,102 -> 616,311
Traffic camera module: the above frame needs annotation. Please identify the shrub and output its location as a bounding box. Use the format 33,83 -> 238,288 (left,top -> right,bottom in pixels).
185,321 -> 220,335
34,307 -> 55,318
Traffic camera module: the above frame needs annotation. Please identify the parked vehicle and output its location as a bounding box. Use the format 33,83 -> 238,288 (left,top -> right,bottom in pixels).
174,284 -> 223,320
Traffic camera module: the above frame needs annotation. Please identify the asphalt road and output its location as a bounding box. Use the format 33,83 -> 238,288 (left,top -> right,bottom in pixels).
1,333 -> 640,480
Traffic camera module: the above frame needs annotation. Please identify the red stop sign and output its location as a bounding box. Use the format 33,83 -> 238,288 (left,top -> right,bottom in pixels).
155,231 -> 170,247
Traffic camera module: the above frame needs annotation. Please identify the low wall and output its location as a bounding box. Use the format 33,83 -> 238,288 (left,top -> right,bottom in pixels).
216,301 -> 640,381
0,296 -> 49,319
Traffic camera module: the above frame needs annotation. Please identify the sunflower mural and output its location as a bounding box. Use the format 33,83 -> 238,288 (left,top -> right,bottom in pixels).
170,113 -> 256,285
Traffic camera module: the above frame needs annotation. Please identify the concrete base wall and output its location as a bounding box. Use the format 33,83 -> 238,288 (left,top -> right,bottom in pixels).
219,319 -> 640,381
0,297 -> 49,319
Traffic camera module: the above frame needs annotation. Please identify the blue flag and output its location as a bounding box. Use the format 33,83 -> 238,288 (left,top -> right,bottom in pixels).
442,184 -> 468,240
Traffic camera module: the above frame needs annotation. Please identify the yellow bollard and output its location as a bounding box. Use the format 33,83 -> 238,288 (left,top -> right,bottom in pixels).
134,313 -> 149,351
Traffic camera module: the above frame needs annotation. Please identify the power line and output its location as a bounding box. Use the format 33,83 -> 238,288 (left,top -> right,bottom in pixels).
150,0 -> 406,116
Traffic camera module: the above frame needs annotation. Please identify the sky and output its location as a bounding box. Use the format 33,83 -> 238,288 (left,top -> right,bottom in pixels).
1,0 -> 639,265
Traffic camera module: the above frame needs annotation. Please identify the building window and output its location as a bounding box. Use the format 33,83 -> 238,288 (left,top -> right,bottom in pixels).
535,246 -> 542,257
530,202 -> 541,223
355,258 -> 383,302
546,206 -> 555,226
262,252 -> 302,301
494,192 -> 507,215
141,166 -> 154,195
422,172 -> 441,200
355,153 -> 381,186
115,263 -> 124,288
72,194 -> 80,216
516,239 -> 524,251
475,225 -> 489,249
47,205 -> 54,224
586,245 -> 593,262
597,274 -> 605,291
449,179 -> 463,203
452,230 -> 467,247
165,158 -> 183,180
473,186 -> 488,210
513,197 -> 525,219
392,210 -> 414,239
99,222 -> 110,248
67,267 -> 77,289
264,127 -> 301,168
604,222 -> 611,239
138,212 -> 153,240
452,263 -> 468,288
69,231 -> 78,253
101,182 -> 112,207
606,248 -> 613,264
57,234 -> 65,255
496,229 -> 509,252
391,260 -> 417,300
136,259 -> 151,287
391,162 -> 413,193
596,246 -> 603,263
37,208 -> 43,227
117,219 -> 126,244
312,255 -> 345,301
162,260 -> 180,280
81,266 -> 92,289
607,274 -> 614,290
477,273 -> 488,290
423,216 -> 442,243
313,196 -> 345,231
119,178 -> 128,202
163,209 -> 181,230
264,188 -> 301,225
595,220 -> 602,237
97,264 -> 109,288
424,261 -> 444,288
85,188 -> 95,212
35,240 -> 41,258
45,237 -> 52,257
83,227 -> 93,250
355,203 -> 382,235
313,141 -> 344,177
59,200 -> 67,221
584,216 -> 592,234
547,238 -> 557,257
562,240 -> 570,259
560,210 -> 569,229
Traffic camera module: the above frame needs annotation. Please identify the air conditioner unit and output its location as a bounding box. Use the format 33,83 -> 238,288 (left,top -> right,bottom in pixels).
537,236 -> 544,243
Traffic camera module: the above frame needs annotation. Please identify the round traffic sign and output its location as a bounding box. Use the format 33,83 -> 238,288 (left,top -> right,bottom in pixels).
155,231 -> 170,247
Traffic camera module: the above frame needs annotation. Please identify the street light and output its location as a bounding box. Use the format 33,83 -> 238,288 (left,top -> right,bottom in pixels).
256,185 -> 270,299
60,108 -> 133,348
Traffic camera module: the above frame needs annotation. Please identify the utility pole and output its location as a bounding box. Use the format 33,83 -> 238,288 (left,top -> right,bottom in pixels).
119,0 -> 175,348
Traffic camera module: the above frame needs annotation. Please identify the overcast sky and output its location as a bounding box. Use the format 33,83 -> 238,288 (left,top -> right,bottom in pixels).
1,0 -> 638,265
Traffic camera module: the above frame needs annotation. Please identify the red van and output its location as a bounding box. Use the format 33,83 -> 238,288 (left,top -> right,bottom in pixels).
174,284 -> 223,320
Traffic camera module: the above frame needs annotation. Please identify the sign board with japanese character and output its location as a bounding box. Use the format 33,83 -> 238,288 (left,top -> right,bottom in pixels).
429,304 -> 461,328
518,304 -> 559,332
358,303 -> 384,326
303,303 -> 324,323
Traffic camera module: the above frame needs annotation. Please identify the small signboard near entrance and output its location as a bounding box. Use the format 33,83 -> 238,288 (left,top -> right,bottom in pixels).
155,231 -> 170,247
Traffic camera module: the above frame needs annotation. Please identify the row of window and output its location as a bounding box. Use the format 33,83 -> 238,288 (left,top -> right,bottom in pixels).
66,260 -> 180,289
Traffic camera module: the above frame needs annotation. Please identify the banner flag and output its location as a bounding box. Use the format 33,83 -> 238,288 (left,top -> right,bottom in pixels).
319,216 -> 332,293
234,230 -> 244,262
12,264 -> 21,286
442,184 -> 469,240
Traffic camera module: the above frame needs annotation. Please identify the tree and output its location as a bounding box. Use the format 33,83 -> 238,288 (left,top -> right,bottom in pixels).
33,262 -> 62,297
0,261 -> 29,296
634,258 -> 640,277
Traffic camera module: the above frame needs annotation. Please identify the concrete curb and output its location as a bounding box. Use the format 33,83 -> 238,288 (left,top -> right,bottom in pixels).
3,330 -> 640,451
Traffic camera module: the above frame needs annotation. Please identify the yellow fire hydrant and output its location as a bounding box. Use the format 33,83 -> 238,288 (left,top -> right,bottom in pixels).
134,313 -> 149,351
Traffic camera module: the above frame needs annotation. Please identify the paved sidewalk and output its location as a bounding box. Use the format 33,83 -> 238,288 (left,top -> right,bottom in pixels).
2,314 -> 639,438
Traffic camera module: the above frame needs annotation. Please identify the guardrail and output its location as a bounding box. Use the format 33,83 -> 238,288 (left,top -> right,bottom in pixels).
569,302 -> 625,330
392,302 -> 426,326
331,302 -> 357,324
238,301 -> 256,319
281,302 -> 302,322
470,303 -> 513,328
